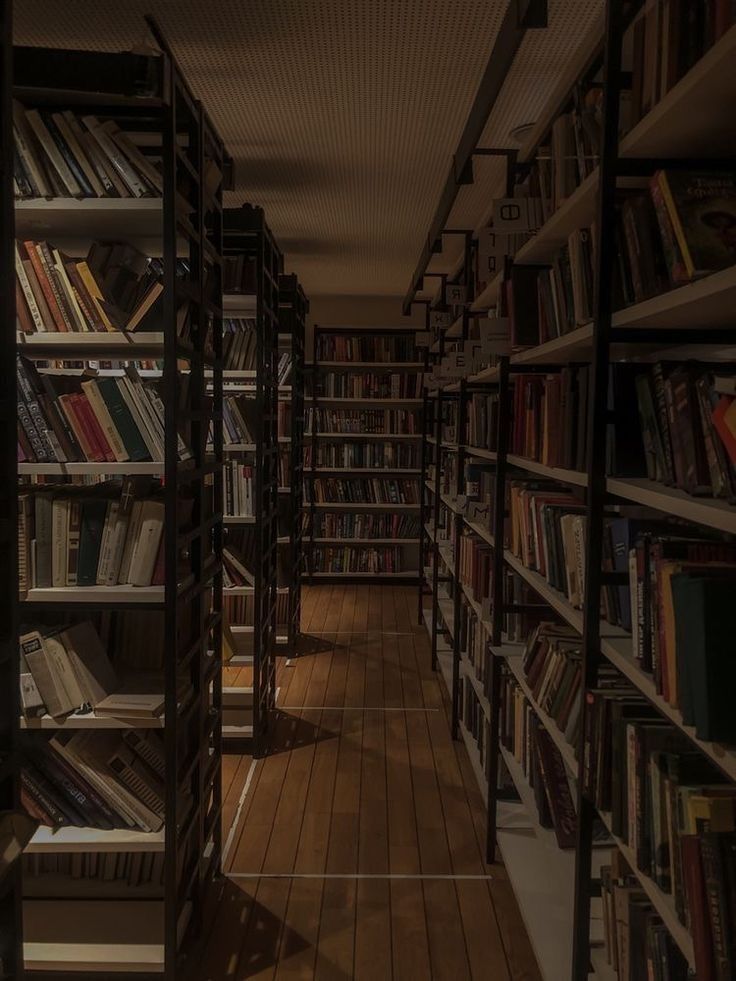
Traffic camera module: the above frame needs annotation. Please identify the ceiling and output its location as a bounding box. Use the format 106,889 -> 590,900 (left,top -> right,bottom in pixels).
14,0 -> 603,299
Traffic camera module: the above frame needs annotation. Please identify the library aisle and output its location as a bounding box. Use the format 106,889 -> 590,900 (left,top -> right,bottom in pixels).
202,585 -> 540,981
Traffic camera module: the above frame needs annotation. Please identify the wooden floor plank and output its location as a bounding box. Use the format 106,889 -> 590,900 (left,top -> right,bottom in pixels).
200,585 -> 539,981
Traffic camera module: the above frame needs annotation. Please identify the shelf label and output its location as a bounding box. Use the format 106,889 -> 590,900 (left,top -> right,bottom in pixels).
415,331 -> 432,347
493,198 -> 540,233
444,283 -> 467,307
477,227 -> 508,278
430,310 -> 453,330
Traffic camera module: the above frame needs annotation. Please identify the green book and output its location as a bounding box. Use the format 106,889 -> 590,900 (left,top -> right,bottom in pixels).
96,377 -> 150,462
672,572 -> 736,744
77,499 -> 109,587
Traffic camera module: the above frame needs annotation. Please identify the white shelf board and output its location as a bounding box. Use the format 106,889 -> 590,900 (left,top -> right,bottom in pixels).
17,331 -> 164,357
507,454 -> 588,487
470,271 -> 504,312
223,586 -> 255,596
20,710 -> 163,730
28,825 -> 164,853
223,293 -> 257,315
15,197 -> 162,239
24,585 -> 164,604
19,462 -> 164,476
223,515 -> 256,524
463,516 -> 495,549
613,263 -> 736,331
464,445 -> 497,462
223,443 -> 256,452
607,476 -> 736,535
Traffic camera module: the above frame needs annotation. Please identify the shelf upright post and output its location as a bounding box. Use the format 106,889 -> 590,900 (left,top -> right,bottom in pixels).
417,302 -> 432,625
450,381 -> 467,739
430,395 -> 443,673
486,355 -> 511,863
279,274 -> 308,655
571,2 -> 626,977
0,1 -> 21,975
307,331 -> 320,581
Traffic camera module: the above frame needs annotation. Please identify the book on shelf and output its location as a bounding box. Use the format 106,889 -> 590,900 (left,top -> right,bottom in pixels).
466,392 -> 499,453
311,545 -> 403,574
304,439 -> 420,469
315,334 -> 417,363
13,102 -> 162,200
316,370 -> 422,399
223,590 -> 290,632
223,462 -> 254,517
15,239 -> 173,336
278,401 -> 291,439
18,479 -> 193,596
223,317 -> 257,371
628,1 -> 736,130
219,394 -> 257,447
277,352 -> 292,386
510,368 -> 590,471
21,729 -> 175,834
310,512 -> 419,540
23,849 -> 166,889
306,407 -> 421,435
17,359 -> 193,466
599,850 -> 689,981
309,477 -> 419,506
458,531 -> 493,610
223,254 -> 256,294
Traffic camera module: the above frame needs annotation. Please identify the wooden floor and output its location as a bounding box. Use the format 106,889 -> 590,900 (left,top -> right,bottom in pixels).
203,585 -> 541,981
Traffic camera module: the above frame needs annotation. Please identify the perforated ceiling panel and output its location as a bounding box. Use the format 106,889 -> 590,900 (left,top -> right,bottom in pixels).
14,0 -> 603,299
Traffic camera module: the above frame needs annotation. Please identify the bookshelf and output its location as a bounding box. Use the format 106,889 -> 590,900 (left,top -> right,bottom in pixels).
221,205 -> 281,752
9,25 -> 225,978
414,6 -> 736,980
305,326 -> 423,582
0,4 -> 20,980
277,274 -> 308,655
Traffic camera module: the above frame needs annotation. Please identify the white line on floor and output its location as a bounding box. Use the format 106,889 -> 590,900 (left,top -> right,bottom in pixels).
227,872 -> 494,881
222,757 -> 258,868
276,706 -> 440,712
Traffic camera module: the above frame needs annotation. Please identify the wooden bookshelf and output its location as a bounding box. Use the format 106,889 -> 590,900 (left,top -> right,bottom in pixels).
305,326 -> 422,582
9,30 -> 226,977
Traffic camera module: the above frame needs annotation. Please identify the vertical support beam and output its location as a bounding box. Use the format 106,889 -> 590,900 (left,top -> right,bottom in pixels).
486,356 -> 510,863
0,3 -> 21,974
572,2 -> 625,978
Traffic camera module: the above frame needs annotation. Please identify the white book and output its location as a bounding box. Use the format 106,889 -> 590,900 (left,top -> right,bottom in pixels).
127,501 -> 164,587
96,500 -> 118,585
60,620 -> 118,708
50,498 -> 69,588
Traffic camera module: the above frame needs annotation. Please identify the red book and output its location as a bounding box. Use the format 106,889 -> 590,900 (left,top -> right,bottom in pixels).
712,396 -> 736,466
57,394 -> 98,462
681,835 -> 715,981
70,393 -> 112,462
22,241 -> 68,332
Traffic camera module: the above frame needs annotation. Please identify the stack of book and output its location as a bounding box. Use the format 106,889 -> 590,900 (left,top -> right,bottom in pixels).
21,730 -> 173,834
223,318 -> 257,371
311,513 -> 419,539
312,545 -> 402,574
315,335 -> 417,362
18,360 -> 190,466
500,670 -> 578,848
13,103 -> 162,200
317,371 -> 422,398
309,477 -> 418,505
306,407 -> 421,435
305,441 -> 420,469
15,240 -> 166,336
18,480 -> 190,596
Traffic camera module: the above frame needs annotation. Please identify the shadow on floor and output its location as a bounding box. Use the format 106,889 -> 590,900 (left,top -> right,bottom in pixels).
263,708 -> 340,757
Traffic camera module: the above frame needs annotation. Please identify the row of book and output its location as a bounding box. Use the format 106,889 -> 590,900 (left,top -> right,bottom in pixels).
222,545 -> 255,589
23,850 -> 166,887
308,478 -> 419,506
311,546 -> 403,574
221,395 -> 256,447
628,0 -> 736,130
223,462 -> 255,517
499,671 -> 578,849
310,513 -> 420,539
584,694 -> 736,980
536,228 -> 595,338
13,102 -> 162,200
457,595 -> 492,694
22,730 -> 176,834
277,353 -> 292,386
632,363 -> 736,498
521,622 -> 584,754
458,532 -> 493,611
304,442 -> 420,470
458,674 -> 490,775
306,408 -> 421,435
18,360 -> 191,466
278,401 -> 291,439
278,448 -> 291,489
223,318 -> 257,372
599,850 -> 689,981
466,393 -> 499,453
315,372 -> 423,399
315,335 -> 417,362
18,480 -> 194,595
510,368 -> 590,472
20,619 -> 165,722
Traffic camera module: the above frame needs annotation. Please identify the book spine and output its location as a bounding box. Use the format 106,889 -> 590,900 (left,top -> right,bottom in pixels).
23,241 -> 68,332
14,243 -> 46,331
